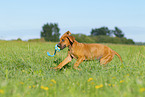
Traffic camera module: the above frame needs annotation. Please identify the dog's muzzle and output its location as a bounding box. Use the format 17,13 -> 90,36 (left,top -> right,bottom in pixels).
57,44 -> 66,50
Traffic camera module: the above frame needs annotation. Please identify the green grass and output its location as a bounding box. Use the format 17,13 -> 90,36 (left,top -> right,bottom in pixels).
0,41 -> 145,97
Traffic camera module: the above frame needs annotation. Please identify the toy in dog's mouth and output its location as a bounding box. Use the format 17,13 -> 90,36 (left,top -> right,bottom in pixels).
55,44 -> 60,51
47,44 -> 60,57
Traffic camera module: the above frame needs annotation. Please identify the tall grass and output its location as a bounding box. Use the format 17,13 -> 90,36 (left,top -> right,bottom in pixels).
0,41 -> 145,97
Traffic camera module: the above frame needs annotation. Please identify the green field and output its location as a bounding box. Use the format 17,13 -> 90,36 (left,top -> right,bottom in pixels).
0,41 -> 145,97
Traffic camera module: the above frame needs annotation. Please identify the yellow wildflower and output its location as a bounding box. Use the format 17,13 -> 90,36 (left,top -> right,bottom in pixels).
88,78 -> 93,82
49,84 -> 53,86
22,70 -> 25,72
33,85 -> 36,88
51,79 -> 56,84
99,84 -> 103,88
28,79 -> 31,81
29,86 -> 31,88
112,84 -> 115,87
91,82 -> 95,85
43,87 -> 49,90
112,77 -> 116,79
108,84 -> 111,86
95,84 -> 103,89
95,85 -> 100,89
120,80 -> 124,83
140,88 -> 145,93
40,86 -> 49,91
0,89 -> 4,94
41,86 -> 44,89
108,84 -> 115,87
124,74 -> 130,77
20,82 -> 24,84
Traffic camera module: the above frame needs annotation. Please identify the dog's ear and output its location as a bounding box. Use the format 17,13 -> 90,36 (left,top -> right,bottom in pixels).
62,31 -> 71,37
66,31 -> 71,35
67,36 -> 75,45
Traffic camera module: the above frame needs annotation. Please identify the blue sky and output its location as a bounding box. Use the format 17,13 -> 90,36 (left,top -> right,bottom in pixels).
0,0 -> 145,42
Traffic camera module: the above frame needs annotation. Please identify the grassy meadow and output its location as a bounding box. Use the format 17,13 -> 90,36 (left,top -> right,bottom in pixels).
0,40 -> 145,97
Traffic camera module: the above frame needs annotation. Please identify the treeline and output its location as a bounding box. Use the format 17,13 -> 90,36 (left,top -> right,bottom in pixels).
135,42 -> 145,45
40,23 -> 135,44
72,34 -> 134,44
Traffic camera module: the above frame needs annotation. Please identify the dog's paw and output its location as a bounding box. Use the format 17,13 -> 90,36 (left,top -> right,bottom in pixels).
53,67 -> 58,69
53,67 -> 62,70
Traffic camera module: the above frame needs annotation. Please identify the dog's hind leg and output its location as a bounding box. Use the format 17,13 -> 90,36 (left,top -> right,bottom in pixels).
100,54 -> 114,65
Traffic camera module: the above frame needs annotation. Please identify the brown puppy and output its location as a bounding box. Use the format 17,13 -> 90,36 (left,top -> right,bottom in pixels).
53,31 -> 123,70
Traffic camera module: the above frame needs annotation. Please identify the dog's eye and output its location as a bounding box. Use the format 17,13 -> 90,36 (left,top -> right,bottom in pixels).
62,39 -> 65,42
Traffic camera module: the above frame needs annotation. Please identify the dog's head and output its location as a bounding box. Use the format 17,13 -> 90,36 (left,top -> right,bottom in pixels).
57,31 -> 75,50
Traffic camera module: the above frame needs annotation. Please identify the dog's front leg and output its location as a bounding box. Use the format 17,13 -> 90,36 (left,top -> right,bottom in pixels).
53,55 -> 72,70
73,57 -> 84,70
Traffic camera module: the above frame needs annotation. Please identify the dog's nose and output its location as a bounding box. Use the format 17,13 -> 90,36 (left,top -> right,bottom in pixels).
57,44 -> 60,47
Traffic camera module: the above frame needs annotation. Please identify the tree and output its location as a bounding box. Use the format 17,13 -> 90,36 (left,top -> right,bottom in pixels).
113,27 -> 124,38
41,23 -> 60,42
90,27 -> 112,36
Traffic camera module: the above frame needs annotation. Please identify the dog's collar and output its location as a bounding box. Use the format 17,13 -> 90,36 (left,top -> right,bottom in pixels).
67,37 -> 74,46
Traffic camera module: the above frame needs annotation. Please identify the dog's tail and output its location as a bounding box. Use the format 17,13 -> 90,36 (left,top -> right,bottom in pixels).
114,51 -> 123,63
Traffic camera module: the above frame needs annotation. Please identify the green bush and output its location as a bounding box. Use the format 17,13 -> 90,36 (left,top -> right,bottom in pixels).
71,34 -> 135,44
17,38 -> 22,41
28,38 -> 45,42
72,34 -> 95,43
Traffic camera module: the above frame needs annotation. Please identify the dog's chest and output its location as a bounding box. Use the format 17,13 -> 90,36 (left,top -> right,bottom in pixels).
69,50 -> 78,59
68,48 -> 79,59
